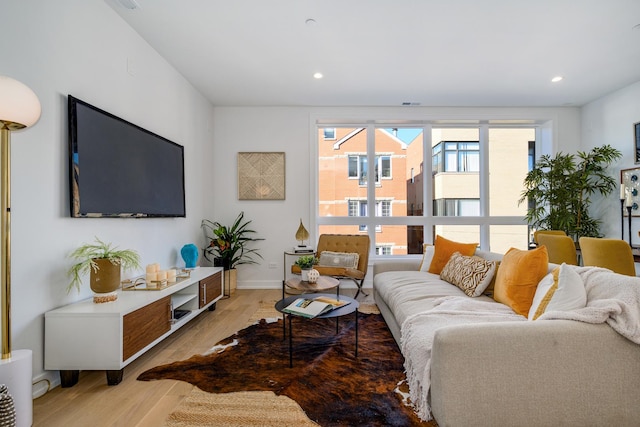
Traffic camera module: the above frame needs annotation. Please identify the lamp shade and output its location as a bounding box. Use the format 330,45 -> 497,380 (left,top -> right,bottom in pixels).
0,76 -> 41,130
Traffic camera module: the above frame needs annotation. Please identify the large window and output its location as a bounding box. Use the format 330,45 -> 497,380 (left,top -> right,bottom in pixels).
316,123 -> 539,256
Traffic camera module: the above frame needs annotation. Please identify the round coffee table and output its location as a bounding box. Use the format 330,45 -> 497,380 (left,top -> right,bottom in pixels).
283,275 -> 340,299
275,293 -> 359,368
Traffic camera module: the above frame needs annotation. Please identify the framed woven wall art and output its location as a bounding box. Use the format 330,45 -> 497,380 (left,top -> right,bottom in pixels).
237,152 -> 286,200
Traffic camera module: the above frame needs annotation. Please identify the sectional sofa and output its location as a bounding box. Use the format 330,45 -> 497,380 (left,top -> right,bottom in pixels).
373,240 -> 640,427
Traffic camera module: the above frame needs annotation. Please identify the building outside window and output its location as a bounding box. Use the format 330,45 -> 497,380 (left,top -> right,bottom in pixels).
317,124 -> 536,256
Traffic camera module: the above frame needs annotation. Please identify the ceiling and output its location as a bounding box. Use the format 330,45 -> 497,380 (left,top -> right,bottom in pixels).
107,0 -> 640,108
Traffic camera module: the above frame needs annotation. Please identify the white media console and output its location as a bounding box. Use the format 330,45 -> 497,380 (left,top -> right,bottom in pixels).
45,267 -> 223,386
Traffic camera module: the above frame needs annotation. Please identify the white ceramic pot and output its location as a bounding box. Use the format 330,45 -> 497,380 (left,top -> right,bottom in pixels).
301,269 -> 310,281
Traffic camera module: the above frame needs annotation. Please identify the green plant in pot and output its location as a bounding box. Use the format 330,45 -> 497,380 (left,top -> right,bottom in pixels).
67,237 -> 142,303
202,212 -> 263,296
294,255 -> 318,281
519,144 -> 622,240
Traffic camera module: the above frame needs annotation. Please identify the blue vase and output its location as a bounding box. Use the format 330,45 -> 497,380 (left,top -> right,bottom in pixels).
181,244 -> 199,268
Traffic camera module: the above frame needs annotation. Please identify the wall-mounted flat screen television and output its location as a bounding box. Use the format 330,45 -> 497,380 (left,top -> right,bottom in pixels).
68,95 -> 186,218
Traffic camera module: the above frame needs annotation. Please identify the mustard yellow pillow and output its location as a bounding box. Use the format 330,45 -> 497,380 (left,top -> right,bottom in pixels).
428,235 -> 478,275
493,246 -> 549,316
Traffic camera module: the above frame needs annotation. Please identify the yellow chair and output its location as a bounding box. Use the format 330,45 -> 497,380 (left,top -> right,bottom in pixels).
291,234 -> 370,297
536,234 -> 578,265
578,237 -> 636,276
533,229 -> 567,245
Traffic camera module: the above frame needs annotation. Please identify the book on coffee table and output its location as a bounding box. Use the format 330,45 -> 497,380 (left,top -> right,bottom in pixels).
282,296 -> 350,318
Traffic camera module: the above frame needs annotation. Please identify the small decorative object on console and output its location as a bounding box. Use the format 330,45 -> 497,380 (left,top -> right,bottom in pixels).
181,244 -> 199,269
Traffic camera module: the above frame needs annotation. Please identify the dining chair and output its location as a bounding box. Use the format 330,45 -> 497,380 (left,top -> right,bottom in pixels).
578,237 -> 636,276
536,233 -> 578,265
533,229 -> 567,245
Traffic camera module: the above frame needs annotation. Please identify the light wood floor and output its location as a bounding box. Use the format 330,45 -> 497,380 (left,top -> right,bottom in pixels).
33,288 -> 371,427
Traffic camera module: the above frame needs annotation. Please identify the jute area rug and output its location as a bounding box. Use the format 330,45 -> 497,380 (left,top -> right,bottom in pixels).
140,301 -> 435,427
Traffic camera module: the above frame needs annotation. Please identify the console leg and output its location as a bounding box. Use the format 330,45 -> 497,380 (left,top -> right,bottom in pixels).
208,302 -> 217,311
106,369 -> 124,386
60,370 -> 79,388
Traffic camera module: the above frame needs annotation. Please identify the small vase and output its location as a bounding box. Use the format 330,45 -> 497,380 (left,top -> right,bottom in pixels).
301,269 -> 311,281
181,244 -> 199,269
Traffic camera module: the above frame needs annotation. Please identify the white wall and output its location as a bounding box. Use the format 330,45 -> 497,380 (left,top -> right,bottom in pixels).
581,81 -> 640,239
1,0 -> 214,395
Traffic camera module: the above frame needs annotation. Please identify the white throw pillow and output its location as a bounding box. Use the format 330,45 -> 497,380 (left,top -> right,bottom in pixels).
419,245 -> 435,272
318,251 -> 359,268
528,263 -> 587,320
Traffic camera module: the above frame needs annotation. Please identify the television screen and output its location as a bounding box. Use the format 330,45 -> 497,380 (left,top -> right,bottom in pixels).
68,95 -> 186,218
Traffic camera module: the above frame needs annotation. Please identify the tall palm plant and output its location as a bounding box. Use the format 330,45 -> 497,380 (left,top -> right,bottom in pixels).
202,212 -> 263,269
519,144 -> 621,240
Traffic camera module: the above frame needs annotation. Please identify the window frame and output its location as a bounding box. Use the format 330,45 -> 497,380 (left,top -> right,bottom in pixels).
314,120 -> 550,258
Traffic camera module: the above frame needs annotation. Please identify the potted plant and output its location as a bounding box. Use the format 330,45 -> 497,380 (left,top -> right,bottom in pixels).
519,144 -> 622,241
67,237 -> 142,303
202,212 -> 264,295
294,255 -> 318,281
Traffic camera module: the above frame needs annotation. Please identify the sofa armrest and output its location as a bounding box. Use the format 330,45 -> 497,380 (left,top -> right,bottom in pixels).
372,258 -> 421,275
430,320 -> 640,426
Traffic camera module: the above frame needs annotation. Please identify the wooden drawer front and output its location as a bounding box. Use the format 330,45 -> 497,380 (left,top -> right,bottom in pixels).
123,296 -> 171,361
199,271 -> 222,308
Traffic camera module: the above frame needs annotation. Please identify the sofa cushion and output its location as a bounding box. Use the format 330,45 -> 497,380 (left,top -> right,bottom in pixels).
419,245 -> 435,272
528,263 -> 586,320
318,251 -> 359,268
493,246 -> 549,316
428,235 -> 478,275
440,252 -> 497,297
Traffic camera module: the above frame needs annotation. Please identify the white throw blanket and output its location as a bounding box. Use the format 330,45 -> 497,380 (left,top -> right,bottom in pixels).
400,266 -> 640,422
400,297 -> 525,421
539,266 -> 640,344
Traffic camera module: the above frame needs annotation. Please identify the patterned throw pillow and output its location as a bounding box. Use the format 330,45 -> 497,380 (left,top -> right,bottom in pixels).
440,252 -> 497,297
318,251 -> 360,268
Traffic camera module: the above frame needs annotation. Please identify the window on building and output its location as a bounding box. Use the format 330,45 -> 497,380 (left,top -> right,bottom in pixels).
348,199 -> 389,231
348,155 -> 391,185
433,199 -> 480,216
432,141 -> 479,173
323,128 -> 336,140
375,245 -> 392,255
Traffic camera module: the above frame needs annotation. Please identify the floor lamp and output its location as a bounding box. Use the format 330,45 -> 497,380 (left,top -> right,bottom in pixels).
0,76 -> 41,427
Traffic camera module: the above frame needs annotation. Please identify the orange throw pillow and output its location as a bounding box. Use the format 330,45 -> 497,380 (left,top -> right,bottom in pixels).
493,246 -> 549,316
428,235 -> 478,275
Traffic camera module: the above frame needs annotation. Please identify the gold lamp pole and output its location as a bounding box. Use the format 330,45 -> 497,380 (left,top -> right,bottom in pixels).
0,76 -> 41,360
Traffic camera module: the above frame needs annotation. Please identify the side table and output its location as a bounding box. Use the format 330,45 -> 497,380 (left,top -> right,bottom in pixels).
282,275 -> 340,299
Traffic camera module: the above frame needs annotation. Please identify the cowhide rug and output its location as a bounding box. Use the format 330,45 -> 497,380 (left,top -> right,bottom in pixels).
138,313 -> 435,426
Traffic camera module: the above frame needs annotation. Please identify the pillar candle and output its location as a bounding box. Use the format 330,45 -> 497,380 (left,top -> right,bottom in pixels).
626,189 -> 633,207
146,272 -> 158,288
167,269 -> 177,282
621,185 -> 626,200
146,264 -> 158,274
157,270 -> 167,281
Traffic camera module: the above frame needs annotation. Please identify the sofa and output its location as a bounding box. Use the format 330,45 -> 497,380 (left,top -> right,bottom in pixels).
373,243 -> 640,427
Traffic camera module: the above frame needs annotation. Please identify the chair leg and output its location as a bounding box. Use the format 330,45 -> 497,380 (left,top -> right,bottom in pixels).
352,278 -> 368,299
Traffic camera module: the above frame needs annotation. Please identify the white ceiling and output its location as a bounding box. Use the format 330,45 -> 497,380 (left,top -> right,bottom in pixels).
107,0 -> 640,108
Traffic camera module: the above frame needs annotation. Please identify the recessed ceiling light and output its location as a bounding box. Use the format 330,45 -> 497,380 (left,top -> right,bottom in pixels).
551,76 -> 563,83
313,72 -> 323,79
305,18 -> 317,26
